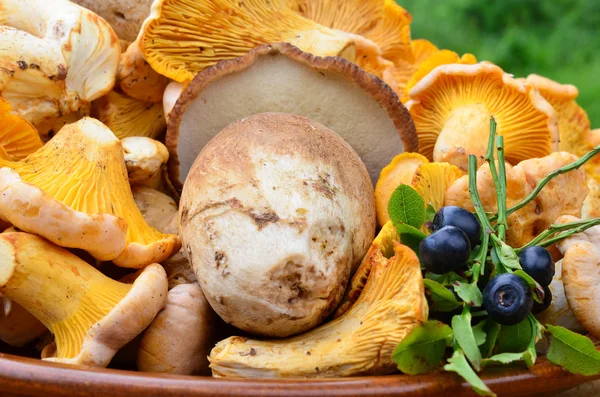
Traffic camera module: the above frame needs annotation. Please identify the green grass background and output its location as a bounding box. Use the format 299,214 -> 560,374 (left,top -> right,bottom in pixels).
398,0 -> 600,127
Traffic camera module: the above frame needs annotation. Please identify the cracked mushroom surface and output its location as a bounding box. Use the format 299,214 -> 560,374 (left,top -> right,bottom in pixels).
0,232 -> 168,367
445,152 -> 588,247
0,0 -> 120,126
166,43 -> 416,188
179,112 -> 376,337
406,62 -> 559,172
0,117 -> 180,267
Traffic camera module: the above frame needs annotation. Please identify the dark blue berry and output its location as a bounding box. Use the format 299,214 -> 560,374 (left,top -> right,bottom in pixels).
419,225 -> 470,274
483,273 -> 533,325
518,246 -> 555,287
532,285 -> 553,314
432,206 -> 481,247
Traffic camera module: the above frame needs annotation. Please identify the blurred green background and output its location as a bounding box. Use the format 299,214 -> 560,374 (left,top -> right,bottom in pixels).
398,0 -> 600,127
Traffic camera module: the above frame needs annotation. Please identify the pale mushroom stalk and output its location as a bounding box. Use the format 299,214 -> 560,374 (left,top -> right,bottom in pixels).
122,137 -> 169,189
209,242 -> 427,378
0,297 -> 47,347
0,232 -> 168,367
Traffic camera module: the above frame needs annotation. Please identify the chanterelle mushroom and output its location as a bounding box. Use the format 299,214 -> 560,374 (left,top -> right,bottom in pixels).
117,41 -> 170,103
0,297 -> 47,347
406,62 -> 559,171
93,91 -> 166,139
0,0 -> 120,126
0,98 -> 43,160
180,112 -> 376,337
166,43 -> 416,188
554,215 -> 600,339
0,232 -> 168,366
0,117 -> 180,267
445,152 -> 588,247
209,242 -> 427,378
122,137 -> 169,189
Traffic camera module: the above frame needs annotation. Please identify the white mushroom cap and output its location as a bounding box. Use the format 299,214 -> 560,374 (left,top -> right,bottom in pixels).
0,0 -> 120,125
180,112 -> 376,337
132,186 -> 178,235
122,137 -> 169,188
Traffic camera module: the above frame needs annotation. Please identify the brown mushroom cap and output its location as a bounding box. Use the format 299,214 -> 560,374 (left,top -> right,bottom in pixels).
179,112 -> 376,337
166,43 -> 416,189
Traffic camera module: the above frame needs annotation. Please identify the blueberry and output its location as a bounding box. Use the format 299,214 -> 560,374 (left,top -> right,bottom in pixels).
532,285 -> 553,314
432,206 -> 481,247
419,225 -> 470,274
518,246 -> 555,287
483,273 -> 533,325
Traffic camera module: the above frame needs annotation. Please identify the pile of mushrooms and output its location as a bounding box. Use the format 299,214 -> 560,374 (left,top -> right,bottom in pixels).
0,0 -> 598,383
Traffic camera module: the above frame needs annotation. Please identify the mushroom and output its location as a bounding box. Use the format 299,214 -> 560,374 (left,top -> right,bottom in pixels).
0,98 -> 43,159
0,0 -> 120,126
166,43 -> 417,188
117,41 -> 170,103
445,152 -> 588,247
209,241 -> 427,378
180,112 -> 376,337
375,153 -> 462,226
92,91 -> 166,139
0,297 -> 47,347
137,0 -> 395,86
0,232 -> 168,366
69,0 -> 153,42
122,137 -> 169,189
583,177 -> 600,219
406,62 -> 559,171
554,215 -> 600,338
132,186 -> 178,235
0,117 -> 180,267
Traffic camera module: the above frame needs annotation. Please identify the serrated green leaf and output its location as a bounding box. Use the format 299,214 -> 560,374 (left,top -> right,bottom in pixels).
472,321 -> 487,346
444,349 -> 495,397
480,320 -> 501,358
387,184 -> 426,229
392,320 -> 453,375
426,271 -> 467,285
481,352 -> 527,367
423,279 -> 463,312
452,311 -> 483,370
495,319 -> 532,354
546,325 -> 600,376
426,204 -> 437,222
493,238 -> 522,270
453,281 -> 483,307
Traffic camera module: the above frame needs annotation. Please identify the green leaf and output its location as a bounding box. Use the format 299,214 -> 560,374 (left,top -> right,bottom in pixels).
392,320 -> 453,375
387,184 -> 426,229
514,270 -> 544,304
444,349 -> 495,397
480,320 -> 501,358
493,238 -> 522,270
426,271 -> 466,285
495,319 -> 532,354
472,321 -> 487,346
395,222 -> 427,256
453,281 -> 483,307
452,311 -> 483,370
546,325 -> 600,376
423,279 -> 463,312
482,352 -> 528,368
426,204 -> 437,222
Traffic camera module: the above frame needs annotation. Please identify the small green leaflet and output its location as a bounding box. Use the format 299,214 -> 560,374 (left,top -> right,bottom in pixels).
479,320 -> 501,358
472,321 -> 487,346
426,271 -> 466,285
396,223 -> 426,256
546,324 -> 600,376
387,184 -> 426,229
452,311 -> 482,370
444,348 -> 495,397
425,204 -> 437,222
495,318 -> 532,354
481,352 -> 527,368
482,316 -> 542,369
514,270 -> 543,304
423,279 -> 462,312
454,281 -> 483,307
392,320 -> 453,375
493,238 -> 522,270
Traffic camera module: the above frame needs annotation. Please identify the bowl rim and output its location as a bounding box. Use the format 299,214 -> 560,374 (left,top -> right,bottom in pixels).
0,352 -> 596,397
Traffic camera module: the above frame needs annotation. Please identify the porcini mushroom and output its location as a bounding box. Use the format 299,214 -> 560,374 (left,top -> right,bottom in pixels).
0,98 -> 43,160
0,232 -> 168,366
445,152 -> 588,247
209,241 -> 426,378
0,297 -> 47,347
92,91 -> 166,139
0,0 -> 120,126
554,215 -> 600,338
137,0 -> 398,85
0,117 -> 180,267
166,43 -> 416,188
406,62 -> 559,171
180,112 -> 376,337
122,137 -> 169,189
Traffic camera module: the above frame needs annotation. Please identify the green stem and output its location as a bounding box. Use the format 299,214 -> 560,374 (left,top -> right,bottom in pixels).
516,218 -> 600,252
506,145 -> 600,217
534,219 -> 600,249
484,119 -> 503,232
495,135 -> 508,241
469,154 -> 495,234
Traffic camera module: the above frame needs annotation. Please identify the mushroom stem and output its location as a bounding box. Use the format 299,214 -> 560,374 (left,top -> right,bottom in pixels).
0,232 -> 168,366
